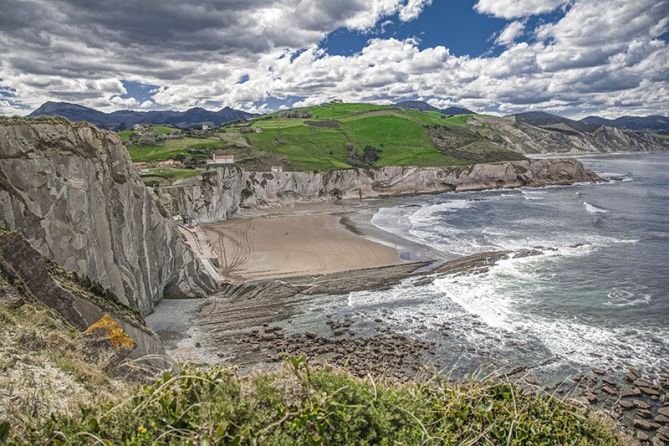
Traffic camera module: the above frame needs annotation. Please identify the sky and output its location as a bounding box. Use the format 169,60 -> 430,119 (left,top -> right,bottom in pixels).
0,0 -> 667,118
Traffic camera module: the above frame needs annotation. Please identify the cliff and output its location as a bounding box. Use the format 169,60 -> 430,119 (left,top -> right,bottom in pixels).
0,117 -> 217,315
477,115 -> 669,154
164,159 -> 600,223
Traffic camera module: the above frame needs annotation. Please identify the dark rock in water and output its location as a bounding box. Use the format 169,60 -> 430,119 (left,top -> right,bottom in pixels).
621,388 -> 642,397
593,368 -> 606,375
602,385 -> 618,395
640,387 -> 661,396
619,400 -> 634,409
637,409 -> 653,419
602,378 -> 618,387
633,419 -> 657,430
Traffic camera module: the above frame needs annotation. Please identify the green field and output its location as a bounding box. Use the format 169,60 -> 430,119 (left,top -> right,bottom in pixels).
127,137 -> 224,162
119,103 -> 524,171
242,103 -> 518,169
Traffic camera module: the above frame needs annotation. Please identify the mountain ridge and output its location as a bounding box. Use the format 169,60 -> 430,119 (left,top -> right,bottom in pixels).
29,101 -> 257,129
394,100 -> 475,116
580,114 -> 669,132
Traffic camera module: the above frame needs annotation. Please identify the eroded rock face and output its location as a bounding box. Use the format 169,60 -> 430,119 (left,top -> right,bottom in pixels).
160,166 -> 244,223
476,115 -> 669,154
0,118 -> 217,315
166,159 -> 599,223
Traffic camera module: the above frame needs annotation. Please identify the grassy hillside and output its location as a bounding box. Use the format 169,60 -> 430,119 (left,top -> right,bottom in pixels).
13,359 -> 620,445
119,103 -> 525,171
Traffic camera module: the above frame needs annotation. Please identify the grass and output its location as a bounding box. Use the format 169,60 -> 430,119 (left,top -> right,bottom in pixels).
12,358 -> 621,445
246,125 -> 352,170
340,115 -> 465,167
127,137 -> 223,162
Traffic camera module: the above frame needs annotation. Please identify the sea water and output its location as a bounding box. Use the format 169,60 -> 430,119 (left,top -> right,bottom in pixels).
354,152 -> 669,379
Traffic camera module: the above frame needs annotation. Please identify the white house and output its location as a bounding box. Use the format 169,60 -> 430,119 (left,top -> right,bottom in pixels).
157,159 -> 183,167
207,154 -> 235,165
271,166 -> 283,172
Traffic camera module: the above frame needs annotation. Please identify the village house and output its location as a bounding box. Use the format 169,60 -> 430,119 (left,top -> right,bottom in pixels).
131,161 -> 150,173
156,159 -> 183,168
271,166 -> 283,172
206,154 -> 235,165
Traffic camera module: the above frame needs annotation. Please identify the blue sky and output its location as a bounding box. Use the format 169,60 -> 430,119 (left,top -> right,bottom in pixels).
320,1 -> 574,62
0,0 -> 667,118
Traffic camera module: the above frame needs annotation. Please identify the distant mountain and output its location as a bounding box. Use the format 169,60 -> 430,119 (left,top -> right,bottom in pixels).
395,100 -> 440,112
441,106 -> 474,116
29,101 -> 257,129
510,111 -> 597,134
580,115 -> 669,133
394,100 -> 474,116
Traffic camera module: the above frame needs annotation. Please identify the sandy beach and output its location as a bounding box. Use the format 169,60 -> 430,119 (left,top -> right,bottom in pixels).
204,204 -> 408,281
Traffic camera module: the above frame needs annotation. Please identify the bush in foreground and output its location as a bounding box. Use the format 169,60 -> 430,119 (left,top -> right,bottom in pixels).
13,358 -> 620,445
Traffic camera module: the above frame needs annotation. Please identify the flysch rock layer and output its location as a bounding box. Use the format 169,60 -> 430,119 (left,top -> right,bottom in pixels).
163,159 -> 600,224
0,118 -> 218,315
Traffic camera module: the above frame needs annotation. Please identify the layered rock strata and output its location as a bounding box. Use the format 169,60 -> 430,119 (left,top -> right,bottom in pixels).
0,118 -> 217,315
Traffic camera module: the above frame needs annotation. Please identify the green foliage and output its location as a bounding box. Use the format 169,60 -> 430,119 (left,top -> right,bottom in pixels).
347,145 -> 382,168
0,421 -> 9,443
15,361 -> 620,445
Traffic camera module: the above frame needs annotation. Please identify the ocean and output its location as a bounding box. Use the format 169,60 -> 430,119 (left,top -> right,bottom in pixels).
350,152 -> 669,380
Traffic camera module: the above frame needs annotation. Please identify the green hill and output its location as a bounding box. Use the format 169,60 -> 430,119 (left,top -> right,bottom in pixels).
121,102 -> 526,172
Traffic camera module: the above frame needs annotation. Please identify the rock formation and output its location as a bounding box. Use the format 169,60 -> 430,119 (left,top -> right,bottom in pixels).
0,117 -> 217,315
476,115 -> 669,154
164,159 -> 600,223
0,230 -> 166,363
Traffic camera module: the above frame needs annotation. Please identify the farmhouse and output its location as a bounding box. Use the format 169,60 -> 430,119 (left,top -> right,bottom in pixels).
157,159 -> 182,167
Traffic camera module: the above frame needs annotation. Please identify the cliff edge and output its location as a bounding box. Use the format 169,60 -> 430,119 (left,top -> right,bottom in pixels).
0,117 -> 217,315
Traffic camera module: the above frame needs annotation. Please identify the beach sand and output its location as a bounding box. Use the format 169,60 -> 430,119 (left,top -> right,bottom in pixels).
204,207 -> 404,281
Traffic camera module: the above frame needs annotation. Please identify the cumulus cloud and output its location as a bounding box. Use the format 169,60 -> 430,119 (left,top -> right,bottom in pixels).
475,0 -> 571,19
399,0 -> 433,21
0,0 -> 667,118
495,20 -> 527,46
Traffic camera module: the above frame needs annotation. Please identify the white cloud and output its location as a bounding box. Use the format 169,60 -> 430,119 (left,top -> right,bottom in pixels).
495,20 -> 526,46
399,0 -> 433,21
475,0 -> 570,19
0,0 -> 667,119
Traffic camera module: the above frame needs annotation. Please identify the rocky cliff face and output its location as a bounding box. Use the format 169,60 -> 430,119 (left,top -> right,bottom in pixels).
476,115 -> 669,154
166,159 -> 599,223
159,166 -> 244,223
0,117 -> 217,315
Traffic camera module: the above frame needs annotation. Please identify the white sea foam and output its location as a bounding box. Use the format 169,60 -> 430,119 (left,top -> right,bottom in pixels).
583,201 -> 609,214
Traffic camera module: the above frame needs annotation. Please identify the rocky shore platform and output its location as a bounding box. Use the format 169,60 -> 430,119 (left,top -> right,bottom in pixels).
150,243 -> 669,444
